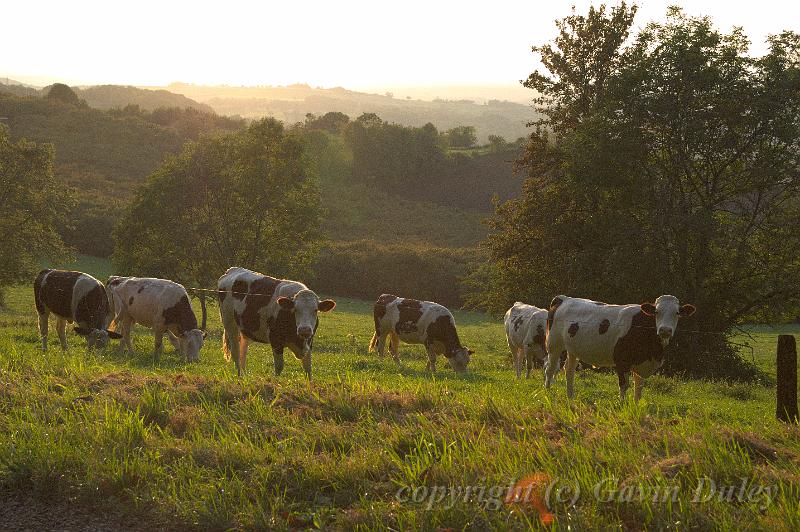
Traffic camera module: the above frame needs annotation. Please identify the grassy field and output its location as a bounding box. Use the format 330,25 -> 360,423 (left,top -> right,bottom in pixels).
1,263 -> 799,530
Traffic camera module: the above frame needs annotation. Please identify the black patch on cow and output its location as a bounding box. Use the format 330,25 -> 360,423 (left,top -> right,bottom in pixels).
162,295 -> 198,335
425,314 -> 463,357
599,319 -> 610,335
232,279 -> 248,301
547,296 -> 563,333
612,311 -> 664,373
373,294 -> 398,335
568,322 -> 579,337
137,286 -> 145,293
128,296 -> 135,306
239,276 -> 281,338
74,284 -> 109,329
268,309 -> 304,359
37,270 -> 82,320
532,324 -> 546,352
396,298 -> 423,334
512,314 -> 525,332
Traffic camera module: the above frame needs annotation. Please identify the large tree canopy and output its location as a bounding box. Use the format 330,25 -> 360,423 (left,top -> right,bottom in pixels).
113,118 -> 322,290
0,125 -> 71,298
468,4 -> 800,379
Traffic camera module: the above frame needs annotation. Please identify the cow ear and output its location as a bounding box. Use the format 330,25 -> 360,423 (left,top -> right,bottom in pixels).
640,303 -> 656,316
106,330 -> 123,339
73,327 -> 91,336
277,296 -> 295,310
679,304 -> 696,317
318,299 -> 336,312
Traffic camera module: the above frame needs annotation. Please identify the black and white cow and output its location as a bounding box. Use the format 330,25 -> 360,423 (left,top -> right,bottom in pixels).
107,277 -> 206,361
369,294 -> 473,373
33,269 -> 122,351
545,295 -> 696,401
217,267 -> 336,378
504,302 -> 548,378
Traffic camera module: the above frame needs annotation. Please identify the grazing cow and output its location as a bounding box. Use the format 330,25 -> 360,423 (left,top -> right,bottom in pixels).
107,277 -> 206,361
33,269 -> 122,351
545,295 -> 696,401
504,302 -> 548,378
217,267 -> 336,378
368,294 -> 473,373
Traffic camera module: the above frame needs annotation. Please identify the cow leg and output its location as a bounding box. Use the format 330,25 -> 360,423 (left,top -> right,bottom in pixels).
525,344 -> 539,379
512,345 -> 522,378
375,332 -> 388,357
544,350 -> 563,388
153,327 -> 165,362
38,312 -> 49,352
301,351 -> 312,380
56,318 -> 67,351
237,334 -> 249,377
121,318 -> 134,354
564,353 -> 579,399
389,332 -> 401,365
272,346 -> 285,376
632,373 -> 644,402
426,345 -> 437,373
617,368 -> 630,401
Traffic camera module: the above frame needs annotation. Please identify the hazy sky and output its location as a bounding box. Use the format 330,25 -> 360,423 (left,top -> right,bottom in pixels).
2,0 -> 798,91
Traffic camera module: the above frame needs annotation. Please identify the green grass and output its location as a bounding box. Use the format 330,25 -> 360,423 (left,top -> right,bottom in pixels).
1,281 -> 799,530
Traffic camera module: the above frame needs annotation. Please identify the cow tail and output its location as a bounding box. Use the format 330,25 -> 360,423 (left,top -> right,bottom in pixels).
221,329 -> 232,362
33,269 -> 49,315
547,296 -> 564,335
368,331 -> 379,352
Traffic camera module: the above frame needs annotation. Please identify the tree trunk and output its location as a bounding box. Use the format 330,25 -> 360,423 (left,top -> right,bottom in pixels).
776,335 -> 798,423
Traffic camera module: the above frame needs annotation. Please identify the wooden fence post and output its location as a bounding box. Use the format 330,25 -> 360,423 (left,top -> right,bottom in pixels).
776,335 -> 798,423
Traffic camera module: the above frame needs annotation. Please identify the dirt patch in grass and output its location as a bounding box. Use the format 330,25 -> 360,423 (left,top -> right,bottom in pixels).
0,488 -> 172,531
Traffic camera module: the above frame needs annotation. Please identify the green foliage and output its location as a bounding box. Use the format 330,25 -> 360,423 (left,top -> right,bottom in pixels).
314,241 -> 475,306
344,114 -> 523,210
0,92 -> 245,257
0,125 -> 72,296
45,83 -> 81,106
471,4 -> 800,380
113,118 -> 321,287
442,125 -> 477,148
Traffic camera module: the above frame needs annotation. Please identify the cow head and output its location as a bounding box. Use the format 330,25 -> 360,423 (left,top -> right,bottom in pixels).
74,327 -> 123,348
447,346 -> 474,373
179,329 -> 206,362
640,295 -> 696,346
277,289 -> 336,356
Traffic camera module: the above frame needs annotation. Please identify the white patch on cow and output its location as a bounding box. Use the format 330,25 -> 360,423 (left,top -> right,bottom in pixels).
504,301 -> 548,377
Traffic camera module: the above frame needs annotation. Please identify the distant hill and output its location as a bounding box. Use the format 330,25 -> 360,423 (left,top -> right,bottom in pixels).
160,83 -> 537,143
74,85 -> 215,113
0,82 -> 214,113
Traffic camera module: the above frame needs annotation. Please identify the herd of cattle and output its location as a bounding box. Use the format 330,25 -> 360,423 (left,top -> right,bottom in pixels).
32,267 -> 695,401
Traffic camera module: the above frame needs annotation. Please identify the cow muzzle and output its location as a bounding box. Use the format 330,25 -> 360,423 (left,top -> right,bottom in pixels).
298,326 -> 313,339
658,327 -> 673,345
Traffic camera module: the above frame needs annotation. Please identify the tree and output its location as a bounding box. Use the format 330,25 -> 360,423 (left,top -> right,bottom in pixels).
468,5 -> 800,380
46,83 -> 81,106
445,126 -> 477,148
487,135 -> 507,153
0,125 -> 72,301
113,118 -> 322,293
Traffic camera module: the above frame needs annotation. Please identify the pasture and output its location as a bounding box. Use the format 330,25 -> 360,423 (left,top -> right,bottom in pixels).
0,260 -> 799,530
